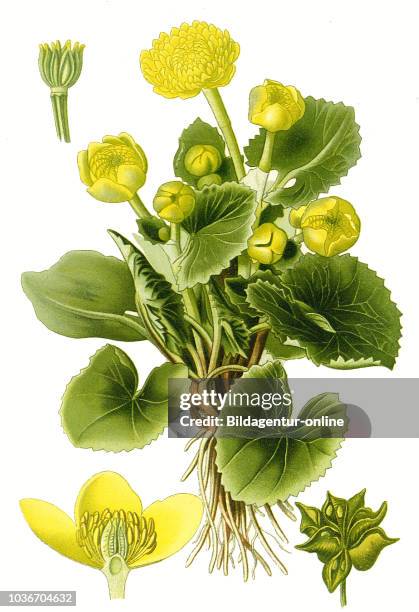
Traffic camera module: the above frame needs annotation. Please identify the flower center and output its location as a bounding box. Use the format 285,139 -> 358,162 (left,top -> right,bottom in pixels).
90,145 -> 139,180
77,509 -> 157,567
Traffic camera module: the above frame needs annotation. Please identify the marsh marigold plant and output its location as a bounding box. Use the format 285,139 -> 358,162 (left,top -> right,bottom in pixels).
23,20 -> 402,591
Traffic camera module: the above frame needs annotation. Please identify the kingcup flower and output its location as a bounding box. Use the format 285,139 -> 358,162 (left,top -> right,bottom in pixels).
140,21 -> 240,99
184,144 -> 222,177
290,196 -> 361,257
20,472 -> 203,599
247,222 -> 288,264
78,133 -> 148,204
153,181 -> 196,223
249,80 -> 305,133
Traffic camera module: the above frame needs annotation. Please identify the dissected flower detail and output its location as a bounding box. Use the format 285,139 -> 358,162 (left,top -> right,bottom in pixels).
248,222 -> 288,264
184,144 -> 222,176
140,22 -> 240,99
38,40 -> 85,142
293,196 -> 361,257
296,490 -> 398,607
249,80 -> 305,133
153,181 -> 196,223
78,133 -> 148,203
20,472 -> 203,599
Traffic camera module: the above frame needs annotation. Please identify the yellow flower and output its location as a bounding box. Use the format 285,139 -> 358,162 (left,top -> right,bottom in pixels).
20,472 -> 203,599
153,181 -> 196,223
77,133 -> 148,203
291,196 -> 361,257
249,80 -> 305,132
248,223 -> 288,264
140,21 -> 240,99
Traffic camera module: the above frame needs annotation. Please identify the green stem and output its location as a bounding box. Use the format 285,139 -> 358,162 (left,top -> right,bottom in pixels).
207,364 -> 248,379
184,314 -> 213,350
171,222 -> 181,249
208,299 -> 222,374
258,130 -> 276,173
340,580 -> 347,607
101,556 -> 129,600
182,287 -> 207,375
129,194 -> 153,219
203,88 -> 245,180
50,91 -> 70,142
249,322 -> 270,335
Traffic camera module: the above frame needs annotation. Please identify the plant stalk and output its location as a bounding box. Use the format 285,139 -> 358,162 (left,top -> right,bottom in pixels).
50,90 -> 70,142
129,194 -> 153,219
101,556 -> 129,600
203,88 -> 245,180
340,580 -> 347,607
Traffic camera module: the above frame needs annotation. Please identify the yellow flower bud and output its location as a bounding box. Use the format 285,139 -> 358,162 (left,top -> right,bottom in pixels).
77,132 -> 147,203
184,145 -> 222,177
249,80 -> 305,133
197,174 -> 222,189
289,206 -> 307,229
247,223 -> 288,265
153,181 -> 196,223
300,196 -> 361,257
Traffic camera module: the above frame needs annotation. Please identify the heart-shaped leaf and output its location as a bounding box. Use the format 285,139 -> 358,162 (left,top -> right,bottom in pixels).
215,365 -> 344,505
176,183 -> 257,289
61,344 -> 188,451
246,254 -> 402,369
22,251 -> 146,342
245,97 -> 361,207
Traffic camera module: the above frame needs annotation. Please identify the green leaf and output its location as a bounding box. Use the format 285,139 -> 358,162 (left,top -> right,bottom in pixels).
296,526 -> 341,563
207,279 -> 250,358
247,254 -> 402,369
176,183 -> 257,289
225,270 -> 280,318
109,230 -> 189,351
348,502 -> 388,547
245,96 -> 361,207
173,117 -> 236,186
321,492 -> 349,530
295,502 -> 324,537
263,333 -> 306,361
322,549 -> 352,592
346,488 -> 367,526
215,381 -> 344,505
60,344 -> 188,451
21,251 -> 146,342
348,527 -> 399,571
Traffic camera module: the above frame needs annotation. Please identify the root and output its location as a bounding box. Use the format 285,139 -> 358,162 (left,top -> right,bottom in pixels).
184,436 -> 294,580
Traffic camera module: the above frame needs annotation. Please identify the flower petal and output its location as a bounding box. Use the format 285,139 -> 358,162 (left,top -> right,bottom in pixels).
116,164 -> 146,193
87,178 -> 132,203
20,499 -> 98,568
75,472 -> 142,524
77,150 -> 93,186
132,494 -> 203,567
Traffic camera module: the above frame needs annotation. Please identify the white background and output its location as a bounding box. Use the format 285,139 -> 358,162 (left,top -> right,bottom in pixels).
1,0 -> 418,610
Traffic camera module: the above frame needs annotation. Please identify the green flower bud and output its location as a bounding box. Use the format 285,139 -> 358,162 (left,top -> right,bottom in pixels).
153,181 -> 196,223
299,196 -> 361,257
184,144 -> 222,177
158,226 -> 171,242
197,173 -> 222,189
247,223 -> 288,265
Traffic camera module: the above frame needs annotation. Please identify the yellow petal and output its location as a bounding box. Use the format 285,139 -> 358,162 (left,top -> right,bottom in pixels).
75,472 -> 142,524
87,178 -> 133,203
118,133 -> 148,172
77,150 -> 93,186
87,141 -> 108,161
20,499 -> 98,568
131,494 -> 203,567
102,135 -> 125,146
116,164 -> 146,193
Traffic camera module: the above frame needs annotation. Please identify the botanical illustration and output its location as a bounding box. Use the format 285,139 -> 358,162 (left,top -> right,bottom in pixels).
296,490 -> 398,606
22,21 -> 402,597
20,472 -> 203,599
